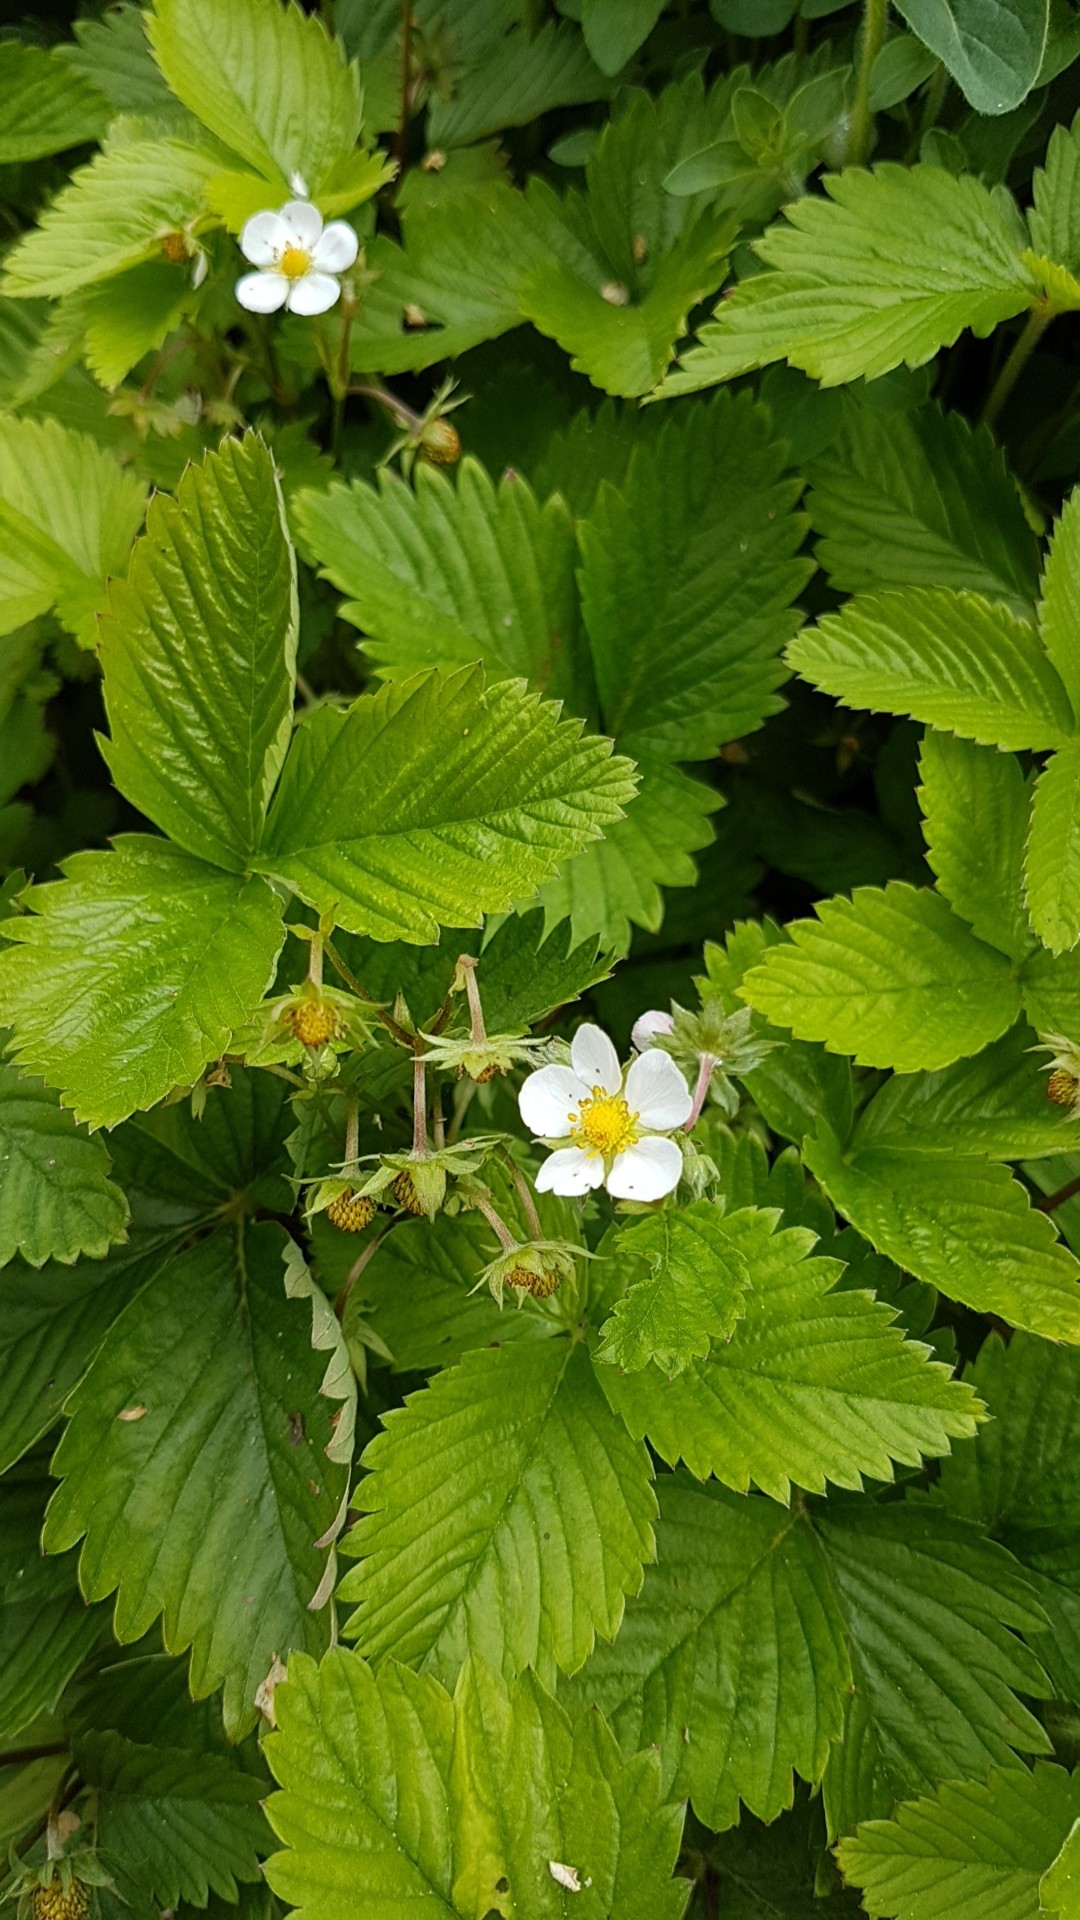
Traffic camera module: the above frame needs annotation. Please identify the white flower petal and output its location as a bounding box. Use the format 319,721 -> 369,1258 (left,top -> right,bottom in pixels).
631,1008 -> 675,1052
235,270 -> 289,313
313,220 -> 359,272
606,1135 -> 683,1201
625,1049 -> 693,1129
570,1023 -> 621,1094
285,271 -> 341,315
536,1146 -> 605,1196
518,1065 -> 589,1138
239,210 -> 287,265
278,199 -> 324,249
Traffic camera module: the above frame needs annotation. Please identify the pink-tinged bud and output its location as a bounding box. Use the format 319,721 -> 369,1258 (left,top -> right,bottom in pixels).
631,1009 -> 675,1052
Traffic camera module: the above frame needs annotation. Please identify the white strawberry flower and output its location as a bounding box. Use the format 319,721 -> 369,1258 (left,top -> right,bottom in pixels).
519,1023 -> 692,1202
235,199 -> 358,316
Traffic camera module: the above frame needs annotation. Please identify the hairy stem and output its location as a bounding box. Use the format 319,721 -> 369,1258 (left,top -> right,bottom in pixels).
848,0 -> 887,166
412,1048 -> 429,1157
982,307 -> 1054,430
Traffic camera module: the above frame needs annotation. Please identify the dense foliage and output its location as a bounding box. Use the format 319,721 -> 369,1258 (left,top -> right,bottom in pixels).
8,0 -> 1080,1914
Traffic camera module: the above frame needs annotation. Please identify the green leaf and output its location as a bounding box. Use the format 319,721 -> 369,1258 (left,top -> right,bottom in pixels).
0,837 -> 285,1128
428,19 -> 610,147
100,435 -> 297,871
339,1339 -> 655,1686
582,0 -> 665,73
892,0 -> 1050,114
44,1221 -> 350,1739
850,1025 -> 1077,1160
805,400 -> 1040,610
81,260 -> 198,390
257,666 -> 637,943
0,1060 -> 128,1268
1039,481 -> 1080,715
0,414 -> 146,645
570,1478 -> 1048,1834
838,1763 -> 1080,1920
1025,744 -> 1080,954
594,1201 -> 753,1374
294,460 -> 591,716
0,43 -> 108,163
1030,112 -> 1080,274
803,1128 -> 1080,1342
918,731 -> 1033,961
578,391 -> 811,758
0,1459 -> 103,1739
741,883 -> 1019,1073
661,165 -> 1035,393
788,588 -> 1073,752
148,0 -> 363,193
265,1652 -> 689,1920
1,140 -> 221,299
76,1731 -> 268,1909
598,1205 -> 980,1499
57,4 -> 174,115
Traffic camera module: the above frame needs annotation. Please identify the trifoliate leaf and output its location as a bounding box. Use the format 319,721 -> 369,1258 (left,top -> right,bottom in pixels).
918,731 -> 1033,961
569,1477 -> 1048,1834
741,883 -> 1019,1073
257,666 -> 636,943
594,1201 -> 753,1374
427,18 -> 610,147
339,1339 -> 655,1686
804,1128 -> 1080,1342
788,588 -> 1073,752
100,435 -> 297,871
1,140 -> 220,298
0,1459 -> 103,1740
266,1652 -> 688,1920
148,0 -> 363,194
0,837 -> 285,1128
0,414 -> 146,645
1030,111 -> 1080,273
1025,743 -> 1080,954
76,1731 -> 268,1909
0,1061 -> 128,1268
0,43 -> 108,163
44,1221 -> 349,1738
838,1762 -> 1080,1920
891,0 -> 1050,115
578,391 -> 811,758
805,400 -> 1040,610
850,1024 -> 1076,1160
598,1205 -> 980,1499
661,163 -> 1037,394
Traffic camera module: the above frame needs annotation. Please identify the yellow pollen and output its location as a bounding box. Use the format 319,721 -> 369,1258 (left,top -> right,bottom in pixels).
571,1087 -> 639,1157
279,245 -> 312,279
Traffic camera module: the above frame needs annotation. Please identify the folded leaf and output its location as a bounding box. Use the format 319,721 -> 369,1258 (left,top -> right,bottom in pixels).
340,1339 -> 655,1686
100,434 -> 297,871
582,0 -> 666,73
0,1062 -> 128,1269
1030,111 -> 1080,274
594,1200 -> 753,1373
0,837 -> 285,1129
918,731 -> 1033,961
788,588 -> 1073,751
741,882 -> 1019,1073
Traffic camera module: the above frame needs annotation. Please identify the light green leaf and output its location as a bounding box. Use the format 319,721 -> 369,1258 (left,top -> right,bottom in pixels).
918,731 -> 1033,961
44,1221 -> 349,1739
661,164 -> 1035,393
598,1205 -> 980,1499
82,261 -> 196,390
851,1025 -> 1077,1160
570,1478 -> 1048,1835
0,43 -> 108,163
804,1128 -> 1080,1342
0,1460 -> 103,1739
100,434 -> 297,871
892,0 -> 1050,114
148,0 -> 363,193
0,837 -> 285,1128
1040,481 -> 1080,715
838,1763 -> 1080,1920
594,1201 -> 752,1374
806,400 -> 1040,610
578,391 -> 811,757
582,0 -> 665,72
294,460 -> 591,715
1025,744 -> 1080,954
788,588 -> 1073,752
77,1731 -> 268,1909
428,18 -> 610,147
0,1061 -> 128,1269
1,140 -> 220,299
339,1339 -> 655,1687
0,414 -> 146,646
257,666 -> 636,943
1030,112 -> 1080,274
741,883 -> 1019,1073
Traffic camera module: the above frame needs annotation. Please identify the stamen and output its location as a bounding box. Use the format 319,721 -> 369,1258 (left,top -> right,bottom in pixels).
279,245 -> 312,280
571,1086 -> 639,1157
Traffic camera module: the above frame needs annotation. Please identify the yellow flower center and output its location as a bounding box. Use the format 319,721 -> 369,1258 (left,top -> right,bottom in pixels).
279,245 -> 312,280
571,1087 -> 639,1157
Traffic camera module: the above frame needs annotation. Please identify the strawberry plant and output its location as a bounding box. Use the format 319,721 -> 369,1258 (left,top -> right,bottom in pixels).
7,0 -> 1080,1914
